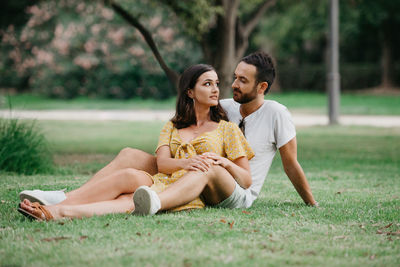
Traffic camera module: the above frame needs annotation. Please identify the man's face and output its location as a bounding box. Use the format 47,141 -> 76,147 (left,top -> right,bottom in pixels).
232,62 -> 259,104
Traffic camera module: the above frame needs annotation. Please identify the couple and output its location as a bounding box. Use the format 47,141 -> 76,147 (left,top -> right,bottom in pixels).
18,51 -> 317,221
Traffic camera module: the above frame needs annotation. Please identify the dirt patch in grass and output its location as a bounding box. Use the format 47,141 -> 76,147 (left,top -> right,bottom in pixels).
54,154 -> 115,166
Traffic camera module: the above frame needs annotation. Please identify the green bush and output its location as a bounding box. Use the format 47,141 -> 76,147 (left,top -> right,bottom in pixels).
0,118 -> 53,174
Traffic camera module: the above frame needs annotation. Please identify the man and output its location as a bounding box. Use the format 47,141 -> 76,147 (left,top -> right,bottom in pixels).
132,51 -> 317,215
20,51 -> 317,212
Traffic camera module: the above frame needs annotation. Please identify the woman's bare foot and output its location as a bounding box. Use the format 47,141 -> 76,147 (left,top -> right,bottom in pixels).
20,199 -> 62,220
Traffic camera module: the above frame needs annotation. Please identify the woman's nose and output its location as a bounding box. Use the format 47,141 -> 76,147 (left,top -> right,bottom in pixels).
212,84 -> 219,92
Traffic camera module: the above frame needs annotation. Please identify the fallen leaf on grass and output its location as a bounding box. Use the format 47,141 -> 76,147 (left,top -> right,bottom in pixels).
220,219 -> 226,223
376,230 -> 400,236
80,235 -> 88,240
229,221 -> 234,229
382,223 -> 393,229
387,231 -> 400,236
242,210 -> 251,215
136,232 -> 141,236
41,236 -> 70,242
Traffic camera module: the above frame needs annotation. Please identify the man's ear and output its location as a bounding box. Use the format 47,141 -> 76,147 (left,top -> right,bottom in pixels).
257,82 -> 268,94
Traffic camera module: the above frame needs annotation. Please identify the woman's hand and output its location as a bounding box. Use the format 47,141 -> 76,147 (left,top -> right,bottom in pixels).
202,152 -> 231,168
183,155 -> 213,172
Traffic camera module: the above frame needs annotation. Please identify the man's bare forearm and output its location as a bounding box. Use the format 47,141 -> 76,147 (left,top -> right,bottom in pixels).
284,161 -> 316,206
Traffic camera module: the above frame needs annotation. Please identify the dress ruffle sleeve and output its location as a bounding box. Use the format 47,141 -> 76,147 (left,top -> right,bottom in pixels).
155,121 -> 174,153
223,121 -> 255,161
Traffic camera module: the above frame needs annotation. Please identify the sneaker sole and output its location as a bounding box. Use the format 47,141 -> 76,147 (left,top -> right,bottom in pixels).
19,191 -> 49,206
132,187 -> 151,215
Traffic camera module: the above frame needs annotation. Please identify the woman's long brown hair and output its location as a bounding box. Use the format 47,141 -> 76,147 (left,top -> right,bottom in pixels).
171,64 -> 228,129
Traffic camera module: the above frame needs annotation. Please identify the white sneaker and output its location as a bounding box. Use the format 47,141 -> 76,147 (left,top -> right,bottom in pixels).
19,189 -> 67,205
132,186 -> 161,216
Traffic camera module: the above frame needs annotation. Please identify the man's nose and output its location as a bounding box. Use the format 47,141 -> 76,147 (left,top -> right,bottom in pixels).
232,79 -> 238,88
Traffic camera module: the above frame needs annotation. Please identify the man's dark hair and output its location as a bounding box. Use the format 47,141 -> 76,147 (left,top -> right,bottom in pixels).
241,51 -> 275,94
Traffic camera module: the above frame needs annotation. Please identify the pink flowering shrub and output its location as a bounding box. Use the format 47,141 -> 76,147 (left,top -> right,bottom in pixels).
0,0 -> 201,99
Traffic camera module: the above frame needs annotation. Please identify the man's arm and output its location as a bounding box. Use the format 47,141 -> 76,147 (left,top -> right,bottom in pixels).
279,137 -> 318,206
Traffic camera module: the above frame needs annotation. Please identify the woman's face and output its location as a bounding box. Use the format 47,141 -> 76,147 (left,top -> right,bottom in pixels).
188,70 -> 219,107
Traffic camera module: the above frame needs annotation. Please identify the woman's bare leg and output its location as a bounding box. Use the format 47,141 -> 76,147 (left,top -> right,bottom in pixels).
20,194 -> 135,220
158,165 -> 236,211
65,148 -> 157,198
61,168 -> 152,205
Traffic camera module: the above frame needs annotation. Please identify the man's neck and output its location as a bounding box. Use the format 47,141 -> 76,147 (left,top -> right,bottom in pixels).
240,96 -> 264,118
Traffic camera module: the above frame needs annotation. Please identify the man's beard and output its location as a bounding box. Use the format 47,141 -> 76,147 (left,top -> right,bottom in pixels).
233,85 -> 258,104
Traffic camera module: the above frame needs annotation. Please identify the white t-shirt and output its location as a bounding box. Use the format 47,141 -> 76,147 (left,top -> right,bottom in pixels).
220,99 -> 296,206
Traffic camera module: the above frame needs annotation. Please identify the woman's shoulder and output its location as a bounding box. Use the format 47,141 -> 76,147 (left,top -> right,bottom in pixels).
219,120 -> 240,131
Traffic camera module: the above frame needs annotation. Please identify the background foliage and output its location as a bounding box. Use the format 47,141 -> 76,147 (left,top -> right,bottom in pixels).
0,0 -> 399,99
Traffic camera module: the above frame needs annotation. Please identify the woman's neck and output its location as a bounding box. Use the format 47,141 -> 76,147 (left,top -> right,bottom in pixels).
194,103 -> 211,126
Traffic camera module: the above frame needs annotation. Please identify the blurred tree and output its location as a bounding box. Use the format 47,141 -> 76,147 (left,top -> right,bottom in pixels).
255,0 -> 400,91
1,0 -> 199,98
352,0 -> 400,88
107,0 -> 277,97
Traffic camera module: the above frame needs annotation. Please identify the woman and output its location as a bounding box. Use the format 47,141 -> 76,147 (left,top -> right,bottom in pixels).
18,64 -> 253,220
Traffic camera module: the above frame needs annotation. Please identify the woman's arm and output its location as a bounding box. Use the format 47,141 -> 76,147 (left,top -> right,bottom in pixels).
157,146 -> 212,174
203,152 -> 252,189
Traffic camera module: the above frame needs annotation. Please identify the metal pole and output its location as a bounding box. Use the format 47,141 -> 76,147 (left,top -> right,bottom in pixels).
327,0 -> 340,124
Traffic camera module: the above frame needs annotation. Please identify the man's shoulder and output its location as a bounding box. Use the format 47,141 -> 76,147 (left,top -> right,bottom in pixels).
263,100 -> 289,112
220,98 -> 237,108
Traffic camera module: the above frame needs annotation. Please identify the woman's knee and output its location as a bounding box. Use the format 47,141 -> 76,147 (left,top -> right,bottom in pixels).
205,165 -> 229,180
117,147 -> 137,159
116,168 -> 152,187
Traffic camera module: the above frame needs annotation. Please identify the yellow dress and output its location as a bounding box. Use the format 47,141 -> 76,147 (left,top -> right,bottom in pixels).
150,120 -> 254,212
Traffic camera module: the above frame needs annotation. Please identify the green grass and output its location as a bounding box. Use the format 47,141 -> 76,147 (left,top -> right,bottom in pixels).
1,121 -> 399,266
0,94 -> 176,110
2,92 -> 400,115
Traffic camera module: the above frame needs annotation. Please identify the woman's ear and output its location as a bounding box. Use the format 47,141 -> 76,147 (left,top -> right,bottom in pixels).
187,88 -> 194,99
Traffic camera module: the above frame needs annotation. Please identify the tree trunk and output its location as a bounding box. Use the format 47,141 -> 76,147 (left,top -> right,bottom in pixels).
380,34 -> 394,88
214,0 -> 239,98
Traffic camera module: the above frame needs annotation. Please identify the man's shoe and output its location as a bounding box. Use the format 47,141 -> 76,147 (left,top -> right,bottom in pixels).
19,190 -> 67,206
132,186 -> 161,216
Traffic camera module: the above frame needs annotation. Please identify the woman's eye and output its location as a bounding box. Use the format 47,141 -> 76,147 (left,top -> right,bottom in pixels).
205,82 -> 211,86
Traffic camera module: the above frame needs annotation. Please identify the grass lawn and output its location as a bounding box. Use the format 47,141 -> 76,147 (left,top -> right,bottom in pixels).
1,121 -> 399,266
1,92 -> 400,115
